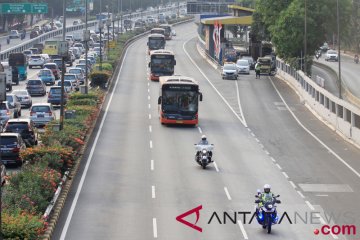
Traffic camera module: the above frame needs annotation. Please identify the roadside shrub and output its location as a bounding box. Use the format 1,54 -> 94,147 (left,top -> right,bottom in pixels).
67,105 -> 97,116
69,91 -> 100,100
69,98 -> 97,106
20,146 -> 76,173
90,71 -> 111,88
2,211 -> 46,239
94,62 -> 113,72
2,165 -> 61,214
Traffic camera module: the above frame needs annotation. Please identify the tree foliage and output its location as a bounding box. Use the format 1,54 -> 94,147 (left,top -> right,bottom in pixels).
252,0 -> 353,69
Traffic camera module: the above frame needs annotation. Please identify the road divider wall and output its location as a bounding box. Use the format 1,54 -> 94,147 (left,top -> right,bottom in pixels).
276,59 -> 360,146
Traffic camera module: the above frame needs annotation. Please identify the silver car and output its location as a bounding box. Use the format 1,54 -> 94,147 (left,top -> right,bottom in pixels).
28,55 -> 45,69
11,90 -> 32,108
29,103 -> 56,127
0,101 -> 17,125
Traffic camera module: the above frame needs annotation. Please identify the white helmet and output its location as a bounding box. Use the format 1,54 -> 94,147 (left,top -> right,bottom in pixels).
264,184 -> 271,193
201,135 -> 207,140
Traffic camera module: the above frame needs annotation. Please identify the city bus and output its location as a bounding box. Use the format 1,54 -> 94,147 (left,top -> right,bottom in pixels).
158,75 -> 203,125
159,24 -> 172,40
148,50 -> 176,81
150,27 -> 165,35
147,33 -> 166,54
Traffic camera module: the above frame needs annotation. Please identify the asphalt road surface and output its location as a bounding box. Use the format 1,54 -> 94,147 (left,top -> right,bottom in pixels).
52,22 -> 360,240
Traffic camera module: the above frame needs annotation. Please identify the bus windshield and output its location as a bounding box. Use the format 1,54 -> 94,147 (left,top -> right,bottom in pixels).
162,89 -> 198,113
151,56 -> 174,73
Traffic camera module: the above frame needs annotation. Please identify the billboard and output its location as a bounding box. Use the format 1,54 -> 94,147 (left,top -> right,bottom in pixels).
66,0 -> 93,13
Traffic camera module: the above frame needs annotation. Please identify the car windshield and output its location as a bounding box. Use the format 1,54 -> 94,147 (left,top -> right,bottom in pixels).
224,65 -> 236,70
31,56 -> 41,59
69,69 -> 81,74
0,136 -> 17,146
5,123 -> 29,131
50,88 -> 61,94
28,80 -> 41,85
237,60 -> 249,66
162,90 -> 198,113
44,64 -> 56,69
58,81 -> 71,86
39,70 -> 51,76
32,106 -> 50,112
328,50 -> 337,54
64,75 -> 76,80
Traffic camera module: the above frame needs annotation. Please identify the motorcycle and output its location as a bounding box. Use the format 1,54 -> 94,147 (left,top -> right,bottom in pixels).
194,144 -> 214,169
354,55 -> 359,64
255,194 -> 281,234
315,51 -> 321,60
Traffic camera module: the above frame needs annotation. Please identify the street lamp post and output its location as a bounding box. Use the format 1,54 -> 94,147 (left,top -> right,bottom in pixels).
99,20 -> 103,71
84,0 -> 89,94
304,0 -> 307,75
106,18 -> 111,56
112,15 -> 115,40
60,0 -> 67,131
337,0 -> 342,99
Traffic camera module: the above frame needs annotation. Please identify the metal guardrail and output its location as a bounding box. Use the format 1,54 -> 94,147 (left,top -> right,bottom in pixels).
276,59 -> 360,145
0,4 -> 186,61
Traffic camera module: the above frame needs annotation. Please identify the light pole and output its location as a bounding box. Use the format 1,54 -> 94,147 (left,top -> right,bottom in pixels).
112,15 -> 115,40
84,0 -> 89,94
337,0 -> 342,99
304,0 -> 307,75
99,20 -> 103,71
60,0 -> 67,131
106,18 -> 111,56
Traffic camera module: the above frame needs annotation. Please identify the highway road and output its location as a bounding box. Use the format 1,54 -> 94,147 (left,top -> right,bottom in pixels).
51,22 -> 360,239
316,54 -> 360,100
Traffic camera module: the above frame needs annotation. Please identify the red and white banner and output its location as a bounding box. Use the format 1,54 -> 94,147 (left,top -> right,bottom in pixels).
212,21 -> 222,60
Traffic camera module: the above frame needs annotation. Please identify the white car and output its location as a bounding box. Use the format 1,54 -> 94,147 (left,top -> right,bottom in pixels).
236,59 -> 250,74
9,30 -> 20,39
325,50 -> 338,62
28,55 -> 45,69
222,63 -> 238,80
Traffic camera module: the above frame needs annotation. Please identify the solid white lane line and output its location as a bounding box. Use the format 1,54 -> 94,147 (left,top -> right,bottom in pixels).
152,186 -> 156,198
60,39 -> 132,240
289,181 -> 297,189
183,39 -> 247,127
255,138 -> 260,143
270,157 -> 276,162
251,132 -> 255,137
149,114 -> 152,119
316,194 -> 329,197
264,150 -> 270,155
275,163 -> 282,170
224,187 -> 232,200
213,161 -> 219,172
237,220 -> 249,240
235,80 -> 248,126
153,218 -> 158,238
282,172 -> 289,179
269,77 -> 360,179
197,126 -> 202,134
151,160 -> 154,171
305,200 -> 315,211
149,125 -> 152,133
297,190 -> 305,199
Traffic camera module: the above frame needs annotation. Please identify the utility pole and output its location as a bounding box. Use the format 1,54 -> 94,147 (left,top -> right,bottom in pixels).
84,0 -> 89,94
337,0 -> 342,99
60,0 -> 67,131
304,0 -> 307,75
121,0 -> 123,34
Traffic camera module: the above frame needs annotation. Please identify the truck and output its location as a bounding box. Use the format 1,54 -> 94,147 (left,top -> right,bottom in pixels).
8,53 -> 27,82
257,57 -> 272,75
0,62 -> 14,91
43,40 -> 60,55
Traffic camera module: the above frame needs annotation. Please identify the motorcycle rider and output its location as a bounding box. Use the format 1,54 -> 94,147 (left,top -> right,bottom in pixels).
355,54 -> 359,63
195,135 -> 213,162
256,184 -> 275,213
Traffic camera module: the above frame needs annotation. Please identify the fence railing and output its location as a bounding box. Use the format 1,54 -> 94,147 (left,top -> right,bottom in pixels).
277,59 -> 360,145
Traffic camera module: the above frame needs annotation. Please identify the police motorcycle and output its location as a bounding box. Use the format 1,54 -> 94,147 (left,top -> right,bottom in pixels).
194,144 -> 214,169
255,193 -> 281,234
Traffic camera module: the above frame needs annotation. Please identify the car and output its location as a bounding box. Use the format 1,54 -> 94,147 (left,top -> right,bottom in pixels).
9,30 -> 20,39
0,162 -> 6,186
172,29 -> 176,36
23,49 -> 34,58
69,47 -> 81,59
64,73 -> 80,90
325,50 -> 339,61
73,43 -> 84,53
29,47 -> 40,54
28,55 -> 45,69
93,47 -> 102,56
53,59 -> 64,70
47,86 -> 68,105
73,20 -> 82,25
40,54 -> 51,63
38,69 -> 56,85
33,26 -> 43,34
0,101 -> 17,125
0,133 -> 26,166
236,59 -> 250,74
30,103 -> 56,127
68,67 -> 85,84
43,63 -> 61,80
87,56 -> 96,65
11,90 -> 32,108
57,80 -> 74,93
6,94 -> 22,118
241,56 -> 255,70
222,63 -> 238,80
79,59 -> 93,68
68,50 -> 76,62
3,119 -> 38,147
75,64 -> 91,74
26,79 -> 47,96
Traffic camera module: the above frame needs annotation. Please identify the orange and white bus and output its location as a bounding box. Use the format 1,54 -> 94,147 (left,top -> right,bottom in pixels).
158,75 -> 203,125
150,27 -> 165,35
149,50 -> 176,81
